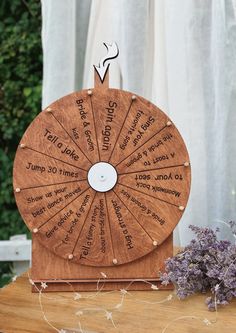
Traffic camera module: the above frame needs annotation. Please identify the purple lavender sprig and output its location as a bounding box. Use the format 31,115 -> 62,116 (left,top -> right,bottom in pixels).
160,222 -> 236,310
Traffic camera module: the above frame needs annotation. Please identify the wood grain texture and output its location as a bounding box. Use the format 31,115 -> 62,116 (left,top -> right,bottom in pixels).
31,234 -> 173,291
13,83 -> 191,290
13,88 -> 191,268
1,269 -> 236,333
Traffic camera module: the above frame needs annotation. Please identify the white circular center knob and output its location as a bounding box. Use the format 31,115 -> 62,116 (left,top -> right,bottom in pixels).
87,162 -> 118,192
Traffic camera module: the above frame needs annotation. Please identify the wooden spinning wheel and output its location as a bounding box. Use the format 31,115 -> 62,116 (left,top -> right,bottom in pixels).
13,43 -> 191,291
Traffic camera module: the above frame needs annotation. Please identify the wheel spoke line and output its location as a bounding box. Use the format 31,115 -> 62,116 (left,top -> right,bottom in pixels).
71,191 -> 97,254
118,163 -> 186,176
108,99 -> 133,163
104,193 -> 115,258
37,187 -> 91,230
115,124 -> 167,167
51,113 -> 93,165
20,179 -> 87,191
112,189 -> 154,242
89,94 -> 101,161
26,147 -> 87,172
117,182 -> 179,208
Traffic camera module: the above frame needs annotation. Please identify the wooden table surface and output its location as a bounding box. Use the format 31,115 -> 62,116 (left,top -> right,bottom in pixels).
0,270 -> 236,333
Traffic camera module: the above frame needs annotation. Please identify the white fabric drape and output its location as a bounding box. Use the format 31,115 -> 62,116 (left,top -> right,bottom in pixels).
41,0 -> 236,245
41,0 -> 91,107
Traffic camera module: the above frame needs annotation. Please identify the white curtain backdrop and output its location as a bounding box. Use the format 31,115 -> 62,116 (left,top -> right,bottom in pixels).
41,0 -> 236,245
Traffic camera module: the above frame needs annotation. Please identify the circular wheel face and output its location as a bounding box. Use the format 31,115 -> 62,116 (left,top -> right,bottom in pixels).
13,88 -> 191,267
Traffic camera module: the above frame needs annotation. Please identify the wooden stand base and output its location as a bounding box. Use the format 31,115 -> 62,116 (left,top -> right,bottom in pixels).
31,234 -> 173,292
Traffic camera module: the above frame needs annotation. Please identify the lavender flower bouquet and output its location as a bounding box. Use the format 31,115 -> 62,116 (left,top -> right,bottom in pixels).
160,223 -> 236,310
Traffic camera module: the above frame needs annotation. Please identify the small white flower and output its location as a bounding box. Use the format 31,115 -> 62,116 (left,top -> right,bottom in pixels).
115,303 -> 122,309
105,311 -> 113,321
29,278 -> 35,286
74,293 -> 82,300
12,275 -> 17,282
151,284 -> 159,290
75,310 -> 83,316
214,284 -> 220,292
41,282 -> 48,289
167,294 -> 173,301
100,272 -> 107,278
58,329 -> 67,333
161,280 -> 170,286
203,318 -> 211,326
120,289 -> 128,295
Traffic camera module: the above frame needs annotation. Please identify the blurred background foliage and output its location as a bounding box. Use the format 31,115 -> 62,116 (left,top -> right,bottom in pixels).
0,0 -> 42,286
